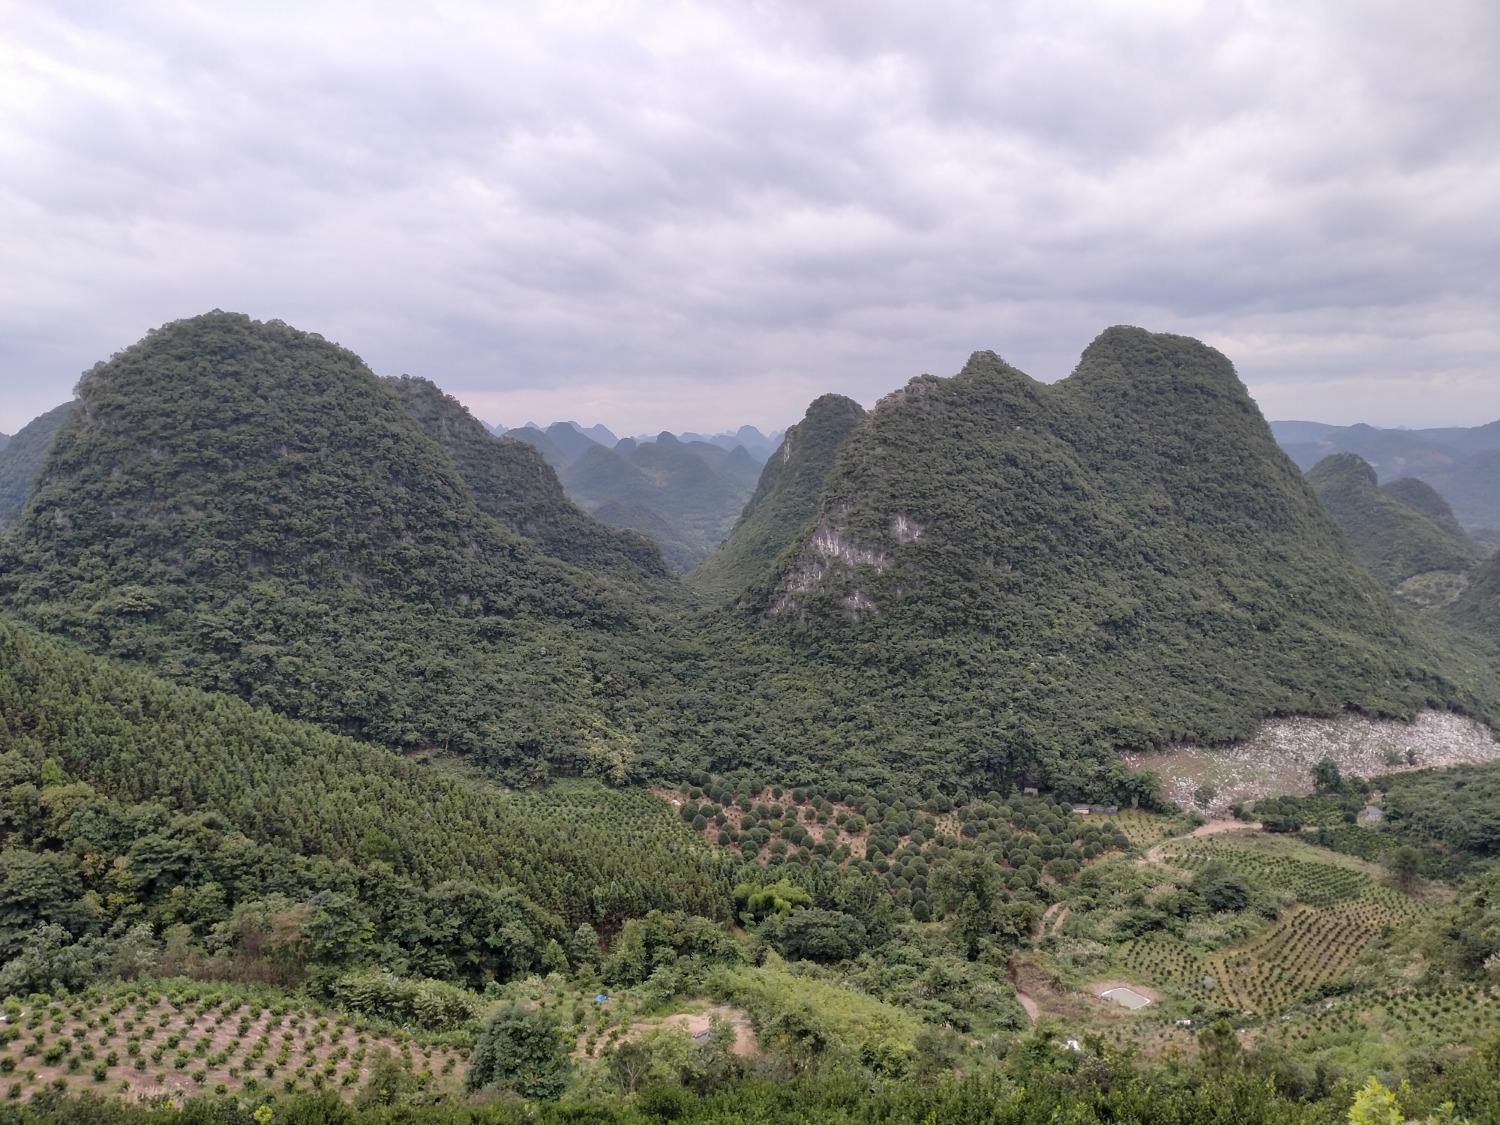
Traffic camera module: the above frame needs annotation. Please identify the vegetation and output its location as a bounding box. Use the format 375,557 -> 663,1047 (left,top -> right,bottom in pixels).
1453,549 -> 1500,664
1305,453 -> 1474,593
0,618 -> 732,987
562,434 -> 763,571
0,981 -> 464,1105
0,314 -> 675,784
3,315 -> 1500,1115
0,402 -> 73,528
1254,758 -> 1500,884
1275,417 -> 1500,531
385,376 -> 671,584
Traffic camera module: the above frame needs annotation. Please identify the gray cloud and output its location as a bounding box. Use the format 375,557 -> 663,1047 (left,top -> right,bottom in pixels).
3,0 -> 1498,434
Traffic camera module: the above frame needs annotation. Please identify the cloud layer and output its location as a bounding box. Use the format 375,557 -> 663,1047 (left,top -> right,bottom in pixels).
3,0 -> 1498,433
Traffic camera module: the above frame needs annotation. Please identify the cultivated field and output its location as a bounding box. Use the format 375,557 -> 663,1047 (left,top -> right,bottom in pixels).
0,987 -> 464,1105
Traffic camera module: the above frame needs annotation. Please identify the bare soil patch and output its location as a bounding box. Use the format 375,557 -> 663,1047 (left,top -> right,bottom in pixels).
587,1004 -> 756,1058
1015,992 -> 1040,1023
660,1006 -> 757,1057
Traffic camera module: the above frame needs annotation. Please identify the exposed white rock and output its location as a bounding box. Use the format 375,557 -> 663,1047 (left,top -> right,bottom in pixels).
890,514 -> 924,543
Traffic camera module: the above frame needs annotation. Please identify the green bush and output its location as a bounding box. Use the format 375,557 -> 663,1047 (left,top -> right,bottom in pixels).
464,1006 -> 569,1100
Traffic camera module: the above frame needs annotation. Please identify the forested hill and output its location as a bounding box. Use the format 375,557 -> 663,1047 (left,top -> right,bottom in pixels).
384,375 -> 671,585
0,400 -> 74,528
687,393 -> 867,603
1306,452 -> 1476,592
0,313 -> 670,782
665,327 -> 1499,800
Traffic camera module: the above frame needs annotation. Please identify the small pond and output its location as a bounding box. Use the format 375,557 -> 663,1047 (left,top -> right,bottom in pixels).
1100,987 -> 1151,1010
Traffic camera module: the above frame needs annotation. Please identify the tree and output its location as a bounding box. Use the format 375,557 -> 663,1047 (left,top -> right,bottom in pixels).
1391,846 -> 1422,893
1312,756 -> 1343,796
356,1046 -> 418,1107
930,853 -> 1005,958
733,880 -> 812,925
767,909 -> 867,963
1196,1019 -> 1239,1076
1193,862 -> 1251,913
465,1005 -> 569,1099
1192,784 -> 1217,810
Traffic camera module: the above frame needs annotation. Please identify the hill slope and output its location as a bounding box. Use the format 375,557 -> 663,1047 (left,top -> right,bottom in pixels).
0,618 -> 728,983
668,328 -> 1497,799
1305,453 -> 1475,590
0,401 -> 75,527
687,394 -> 867,603
384,375 -> 670,583
0,313 -> 662,782
1380,476 -> 1471,542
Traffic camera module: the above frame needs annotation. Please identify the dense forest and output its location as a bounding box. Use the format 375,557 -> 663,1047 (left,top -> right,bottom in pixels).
666,330 -> 1499,798
5,315 -> 1500,800
0,315 -> 679,785
0,402 -> 74,529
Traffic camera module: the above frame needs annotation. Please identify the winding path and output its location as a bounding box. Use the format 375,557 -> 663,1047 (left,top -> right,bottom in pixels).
1142,819 -> 1260,864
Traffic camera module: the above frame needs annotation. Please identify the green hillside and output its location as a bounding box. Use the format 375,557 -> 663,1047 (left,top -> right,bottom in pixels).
1380,475 -> 1473,542
687,394 -> 867,603
0,401 -> 74,527
384,375 -> 670,584
0,618 -> 729,988
665,328 -> 1498,799
0,313 -> 663,783
1451,550 -> 1500,656
1306,453 -> 1475,590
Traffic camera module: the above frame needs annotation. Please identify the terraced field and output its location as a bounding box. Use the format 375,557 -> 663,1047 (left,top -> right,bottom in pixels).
1112,839 -> 1431,1015
1256,982 -> 1500,1055
1093,810 -> 1173,848
1161,842 -> 1364,907
1202,899 -> 1409,1013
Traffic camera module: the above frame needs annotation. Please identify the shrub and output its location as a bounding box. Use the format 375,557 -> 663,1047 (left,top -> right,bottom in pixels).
465,1006 -> 569,1100
330,969 -> 481,1030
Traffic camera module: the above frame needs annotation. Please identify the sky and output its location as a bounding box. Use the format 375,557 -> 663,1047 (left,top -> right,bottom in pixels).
3,0 -> 1499,437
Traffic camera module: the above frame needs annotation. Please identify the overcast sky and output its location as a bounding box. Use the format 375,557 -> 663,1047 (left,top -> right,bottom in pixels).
3,1 -> 1498,436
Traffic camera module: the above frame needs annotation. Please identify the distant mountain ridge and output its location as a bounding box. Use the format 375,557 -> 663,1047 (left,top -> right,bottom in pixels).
1272,417 -> 1500,533
495,422 -> 782,570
